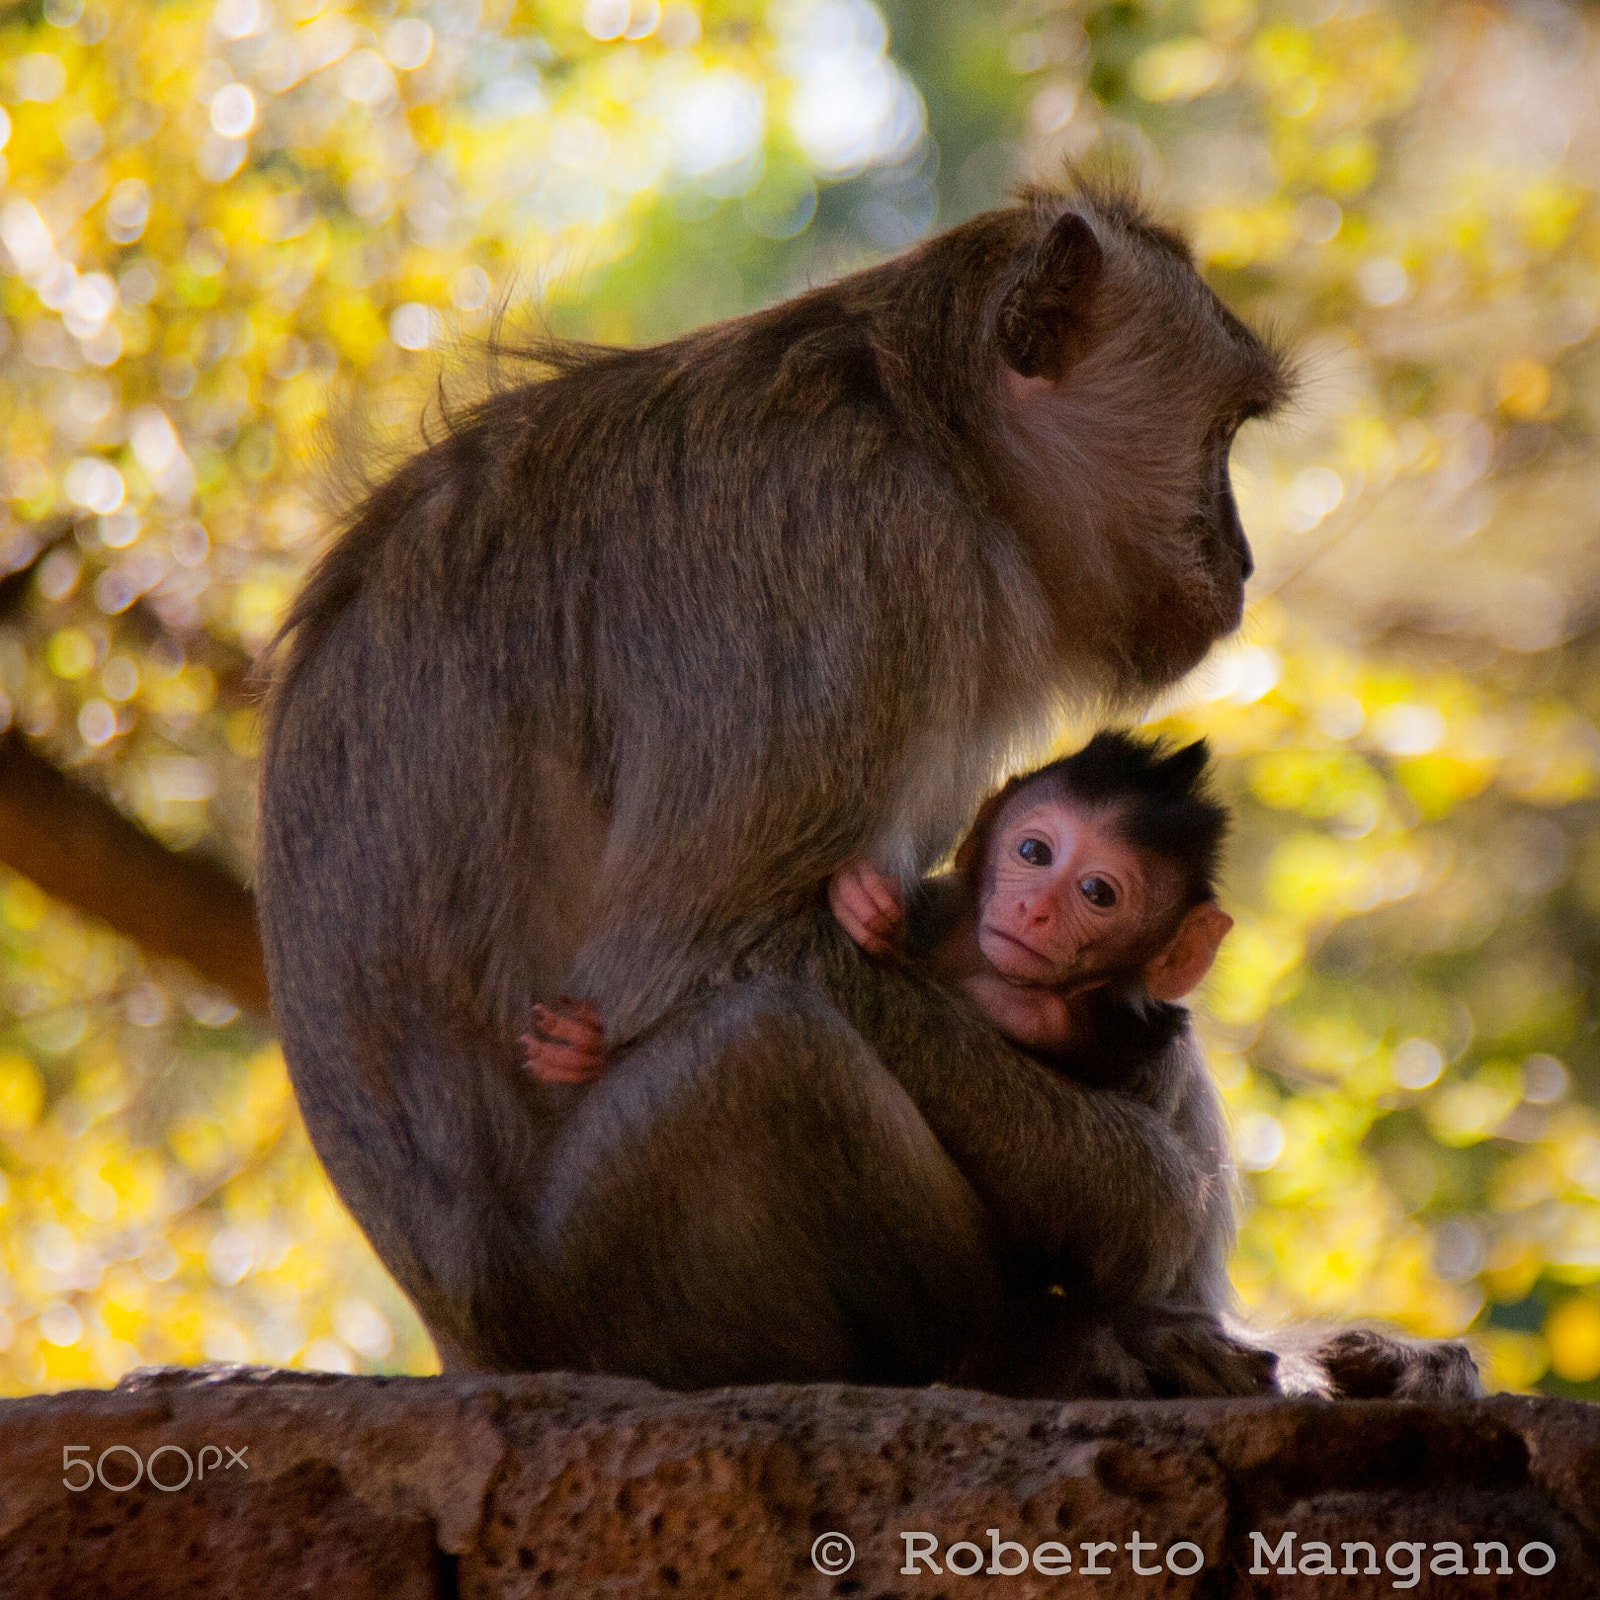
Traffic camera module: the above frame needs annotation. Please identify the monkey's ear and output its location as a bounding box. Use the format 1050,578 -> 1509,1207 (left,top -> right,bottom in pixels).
995,212 -> 1104,381
954,792 -> 1003,884
954,777 -> 1024,888
1157,738 -> 1212,794
1145,902 -> 1232,1002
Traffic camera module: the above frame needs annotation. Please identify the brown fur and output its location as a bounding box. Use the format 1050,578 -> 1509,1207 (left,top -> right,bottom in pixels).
880,752 -> 1267,1395
256,179 -> 1469,1398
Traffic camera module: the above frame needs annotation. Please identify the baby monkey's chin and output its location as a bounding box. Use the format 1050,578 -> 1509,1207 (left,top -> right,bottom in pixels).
977,924 -> 1071,985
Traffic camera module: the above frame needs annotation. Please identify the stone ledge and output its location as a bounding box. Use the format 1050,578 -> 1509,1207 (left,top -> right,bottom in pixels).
0,1369 -> 1593,1597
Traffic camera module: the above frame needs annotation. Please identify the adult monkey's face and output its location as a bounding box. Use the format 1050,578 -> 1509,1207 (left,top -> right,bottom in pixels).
989,187 -> 1292,698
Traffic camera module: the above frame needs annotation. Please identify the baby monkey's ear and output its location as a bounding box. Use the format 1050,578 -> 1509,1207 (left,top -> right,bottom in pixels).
954,772 -> 1029,894
994,211 -> 1104,381
1144,902 -> 1233,1002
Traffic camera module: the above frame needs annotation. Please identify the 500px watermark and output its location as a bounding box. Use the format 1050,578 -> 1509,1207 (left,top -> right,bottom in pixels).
61,1443 -> 248,1492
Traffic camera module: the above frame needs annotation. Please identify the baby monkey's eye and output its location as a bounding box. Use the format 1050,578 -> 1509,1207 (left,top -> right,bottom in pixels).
1017,837 -> 1053,867
1079,876 -> 1117,908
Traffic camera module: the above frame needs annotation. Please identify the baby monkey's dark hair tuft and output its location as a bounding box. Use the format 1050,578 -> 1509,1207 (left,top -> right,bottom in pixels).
970,730 -> 1228,910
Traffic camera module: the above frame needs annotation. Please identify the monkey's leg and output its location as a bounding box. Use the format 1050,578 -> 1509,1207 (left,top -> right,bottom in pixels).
816,949 -> 1213,1305
948,1296 -> 1276,1400
536,975 -> 1005,1389
1109,1304 -> 1278,1397
797,949 -> 1266,1399
1295,1327 -> 1482,1400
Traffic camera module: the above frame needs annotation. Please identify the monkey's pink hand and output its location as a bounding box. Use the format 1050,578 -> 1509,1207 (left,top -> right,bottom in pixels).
828,860 -> 905,958
523,997 -> 608,1084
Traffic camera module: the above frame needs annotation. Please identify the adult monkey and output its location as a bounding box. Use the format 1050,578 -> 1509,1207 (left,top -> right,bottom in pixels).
259,182 -> 1469,1397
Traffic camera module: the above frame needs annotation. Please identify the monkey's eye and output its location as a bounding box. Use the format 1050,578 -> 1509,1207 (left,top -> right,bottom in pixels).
1079,876 -> 1117,909
1017,837 -> 1053,868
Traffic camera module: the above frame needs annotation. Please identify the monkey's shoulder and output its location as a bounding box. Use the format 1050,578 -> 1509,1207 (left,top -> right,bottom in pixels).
485,306 -> 893,432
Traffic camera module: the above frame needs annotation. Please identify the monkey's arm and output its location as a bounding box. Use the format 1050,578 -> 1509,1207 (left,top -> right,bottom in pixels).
944,1018 -> 1278,1400
824,947 -> 1209,1303
830,863 -> 970,963
827,860 -> 906,957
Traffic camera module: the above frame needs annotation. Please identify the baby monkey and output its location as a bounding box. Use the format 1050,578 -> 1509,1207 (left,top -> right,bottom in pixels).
525,732 -> 1232,1090
832,731 -> 1232,1091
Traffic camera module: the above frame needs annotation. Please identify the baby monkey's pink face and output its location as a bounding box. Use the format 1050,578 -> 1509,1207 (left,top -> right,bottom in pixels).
976,797 -> 1174,989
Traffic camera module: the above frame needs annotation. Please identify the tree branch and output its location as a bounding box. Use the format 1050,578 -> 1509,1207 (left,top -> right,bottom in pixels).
0,730 -> 269,1016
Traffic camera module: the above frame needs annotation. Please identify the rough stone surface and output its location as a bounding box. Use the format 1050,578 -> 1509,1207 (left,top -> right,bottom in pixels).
0,1369 -> 1592,1596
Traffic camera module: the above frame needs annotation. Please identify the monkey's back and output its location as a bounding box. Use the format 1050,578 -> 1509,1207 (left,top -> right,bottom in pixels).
254,276 -> 1051,1361
260,245 -> 1069,1011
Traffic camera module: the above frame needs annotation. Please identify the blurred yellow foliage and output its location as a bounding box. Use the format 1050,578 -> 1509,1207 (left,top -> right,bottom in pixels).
0,0 -> 1594,1398
1134,38 -> 1229,103
1546,1295 -> 1600,1382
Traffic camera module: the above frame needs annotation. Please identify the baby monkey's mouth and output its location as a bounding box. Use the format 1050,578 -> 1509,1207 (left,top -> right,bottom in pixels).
981,924 -> 1068,980
983,926 -> 1125,999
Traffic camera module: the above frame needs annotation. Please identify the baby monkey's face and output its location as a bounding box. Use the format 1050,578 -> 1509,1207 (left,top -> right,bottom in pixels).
976,797 -> 1173,989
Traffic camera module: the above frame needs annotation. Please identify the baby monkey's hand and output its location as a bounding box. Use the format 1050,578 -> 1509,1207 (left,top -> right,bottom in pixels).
523,996 -> 607,1084
828,859 -> 905,959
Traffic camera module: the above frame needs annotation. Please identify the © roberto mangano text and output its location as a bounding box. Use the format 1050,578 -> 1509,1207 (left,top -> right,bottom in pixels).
810,1528 -> 1559,1584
